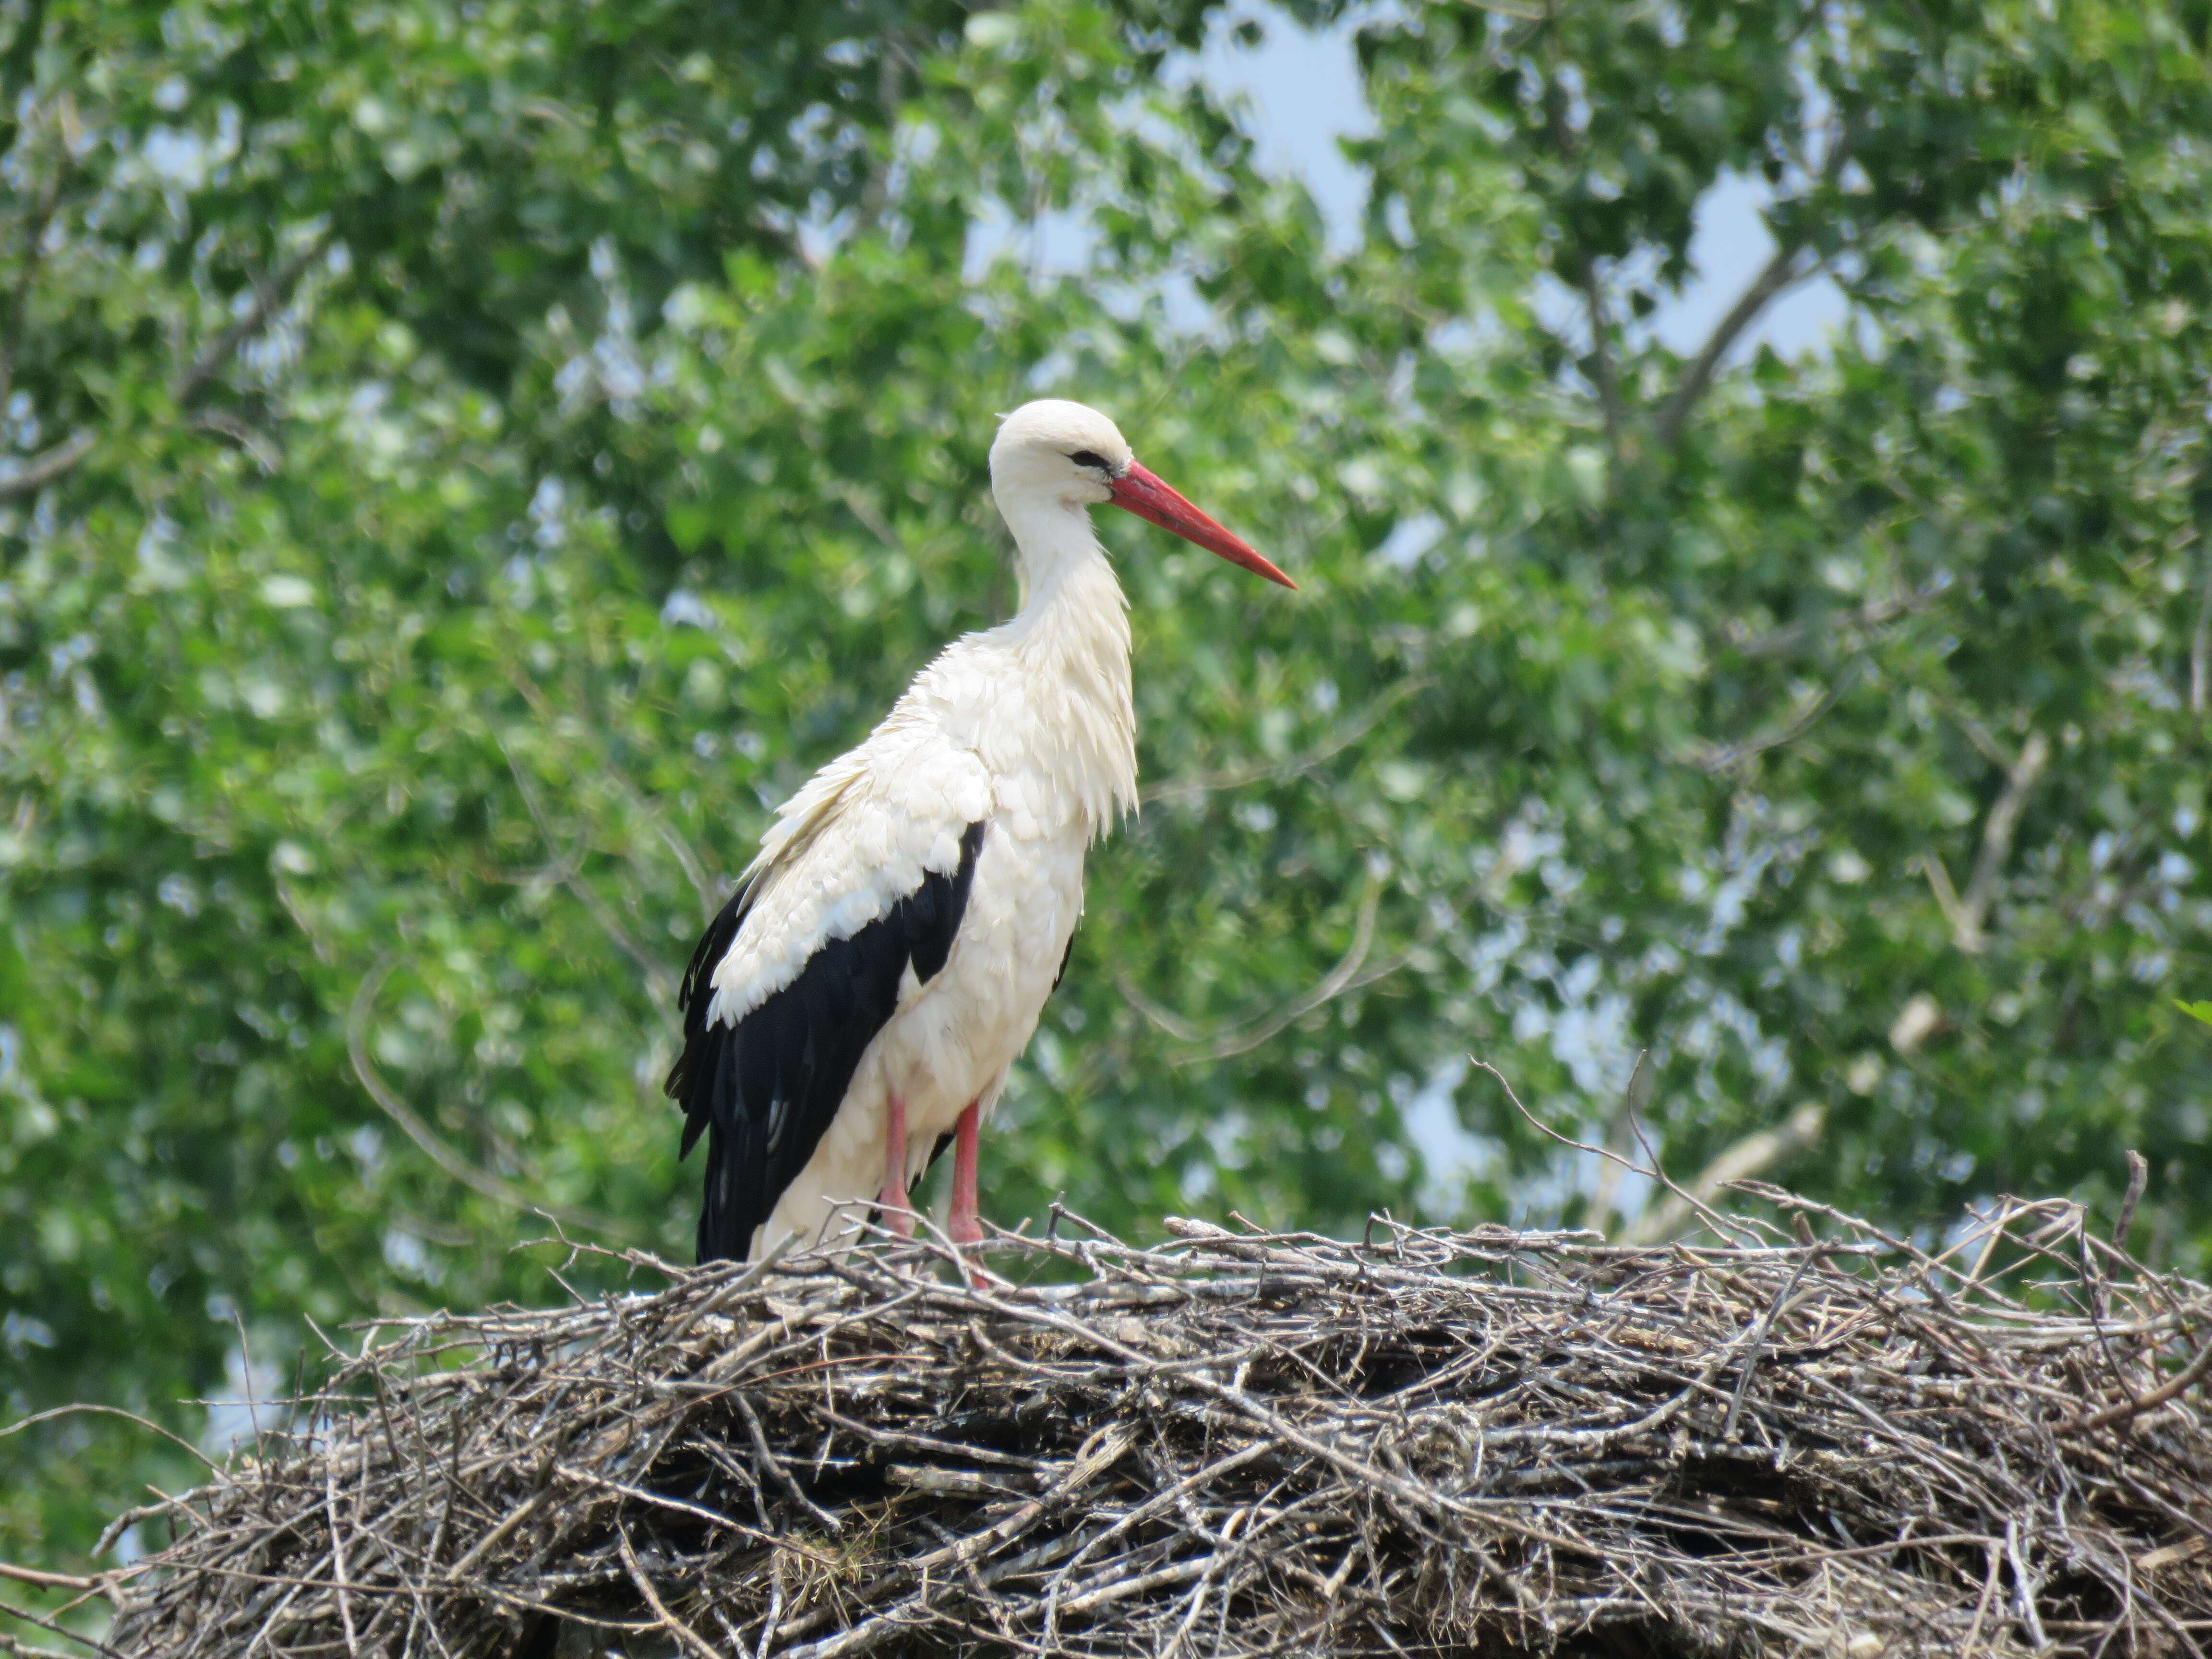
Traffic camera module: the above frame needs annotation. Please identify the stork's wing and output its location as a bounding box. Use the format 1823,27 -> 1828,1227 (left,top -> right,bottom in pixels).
666,728 -> 992,1262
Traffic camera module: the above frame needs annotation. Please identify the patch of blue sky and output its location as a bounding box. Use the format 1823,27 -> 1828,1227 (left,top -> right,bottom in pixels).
1193,3 -> 1850,362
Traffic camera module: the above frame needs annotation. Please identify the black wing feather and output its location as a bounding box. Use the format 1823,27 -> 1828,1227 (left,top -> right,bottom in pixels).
667,821 -> 986,1262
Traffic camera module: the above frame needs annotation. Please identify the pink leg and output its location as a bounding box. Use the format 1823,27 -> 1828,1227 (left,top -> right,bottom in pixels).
949,1099 -> 984,1250
878,1093 -> 914,1238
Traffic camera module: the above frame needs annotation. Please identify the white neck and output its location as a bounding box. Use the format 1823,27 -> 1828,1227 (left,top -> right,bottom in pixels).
986,496 -> 1139,835
995,493 -> 1100,599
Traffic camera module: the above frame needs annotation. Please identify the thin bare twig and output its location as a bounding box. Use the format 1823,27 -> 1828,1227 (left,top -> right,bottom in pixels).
1585,1050 -> 1655,1238
1132,875 -> 1383,1065
1140,677 -> 1431,808
505,668 -> 724,918
618,1527 -> 720,1659
1623,1103 -> 1826,1245
0,1404 -> 216,1471
2116,1150 -> 2150,1252
498,739 -> 678,1006
0,1563 -> 108,1595
1960,730 -> 2051,930
345,955 -> 634,1238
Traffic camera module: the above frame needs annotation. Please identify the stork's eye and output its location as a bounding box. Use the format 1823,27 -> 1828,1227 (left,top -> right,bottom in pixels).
1069,449 -> 1108,471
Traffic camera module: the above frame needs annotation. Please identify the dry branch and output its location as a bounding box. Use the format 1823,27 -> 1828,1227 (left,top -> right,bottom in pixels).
100,1196 -> 2212,1658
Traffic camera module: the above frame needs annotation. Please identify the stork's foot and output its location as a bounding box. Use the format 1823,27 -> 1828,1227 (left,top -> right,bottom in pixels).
878,1182 -> 916,1238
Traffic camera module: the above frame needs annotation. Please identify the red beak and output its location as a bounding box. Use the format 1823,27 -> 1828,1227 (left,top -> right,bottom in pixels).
1108,461 -> 1296,590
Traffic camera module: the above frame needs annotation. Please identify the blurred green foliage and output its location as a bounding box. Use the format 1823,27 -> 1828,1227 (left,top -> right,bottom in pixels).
4,0 -> 2211,1585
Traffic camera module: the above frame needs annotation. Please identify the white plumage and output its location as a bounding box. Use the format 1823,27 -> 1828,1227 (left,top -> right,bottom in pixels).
667,399 -> 1291,1264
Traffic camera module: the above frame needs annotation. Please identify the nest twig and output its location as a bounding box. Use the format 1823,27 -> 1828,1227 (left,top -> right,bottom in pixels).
99,1189 -> 2212,1656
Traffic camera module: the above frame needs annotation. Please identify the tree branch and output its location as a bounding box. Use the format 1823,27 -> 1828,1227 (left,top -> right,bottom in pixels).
1652,245 -> 1814,453
1178,876 -> 1378,1064
172,228 -> 332,409
1681,670 -> 1851,775
1722,577 -> 1949,659
1917,852 -> 1974,950
0,427 -> 92,501
1959,729 -> 2049,929
1577,256 -> 1626,485
2190,529 -> 2212,722
1919,728 -> 2050,954
1124,883 -> 1464,1076
0,229 -> 334,503
0,1561 -> 110,1594
1654,127 -> 1855,454
189,409 -> 281,472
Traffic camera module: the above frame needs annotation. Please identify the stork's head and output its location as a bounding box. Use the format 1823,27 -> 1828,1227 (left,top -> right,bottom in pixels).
988,399 -> 1294,589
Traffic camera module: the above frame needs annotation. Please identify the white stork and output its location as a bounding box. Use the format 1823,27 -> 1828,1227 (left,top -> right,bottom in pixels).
666,399 -> 1293,1263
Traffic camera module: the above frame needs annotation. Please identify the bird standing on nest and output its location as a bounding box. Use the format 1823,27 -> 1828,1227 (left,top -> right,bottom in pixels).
666,399 -> 1293,1265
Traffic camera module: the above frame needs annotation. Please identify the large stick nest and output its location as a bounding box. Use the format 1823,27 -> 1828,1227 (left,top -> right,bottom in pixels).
110,1189 -> 2212,1657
